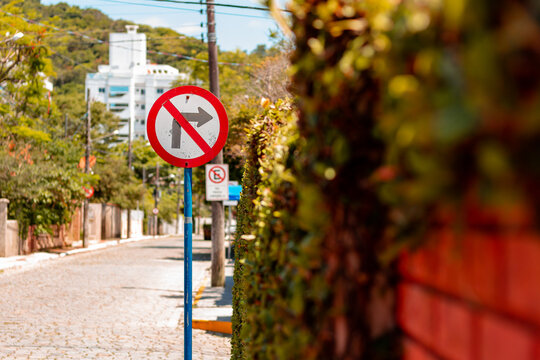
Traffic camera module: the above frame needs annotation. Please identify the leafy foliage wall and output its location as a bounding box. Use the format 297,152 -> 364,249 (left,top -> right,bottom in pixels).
233,0 -> 401,357
233,0 -> 540,359
376,0 -> 540,233
232,101 -> 300,359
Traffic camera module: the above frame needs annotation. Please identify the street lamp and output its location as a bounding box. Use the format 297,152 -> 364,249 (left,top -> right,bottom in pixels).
83,94 -> 120,247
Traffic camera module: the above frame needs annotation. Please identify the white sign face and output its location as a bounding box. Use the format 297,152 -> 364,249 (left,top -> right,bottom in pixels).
146,86 -> 228,168
205,164 -> 229,201
154,94 -> 220,160
223,200 -> 238,206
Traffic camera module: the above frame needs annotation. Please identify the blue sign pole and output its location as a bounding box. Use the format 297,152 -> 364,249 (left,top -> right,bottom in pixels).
184,168 -> 193,360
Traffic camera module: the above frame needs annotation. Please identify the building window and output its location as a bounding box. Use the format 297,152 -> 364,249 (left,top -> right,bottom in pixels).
109,103 -> 128,112
141,105 -> 145,110
141,120 -> 145,125
141,89 -> 145,95
109,86 -> 129,97
98,87 -> 105,93
157,88 -> 164,94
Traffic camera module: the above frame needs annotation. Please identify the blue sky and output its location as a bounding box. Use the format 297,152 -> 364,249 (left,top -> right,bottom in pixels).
41,0 -> 286,52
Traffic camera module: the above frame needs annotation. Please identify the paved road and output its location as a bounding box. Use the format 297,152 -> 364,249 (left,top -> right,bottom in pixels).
0,237 -> 231,359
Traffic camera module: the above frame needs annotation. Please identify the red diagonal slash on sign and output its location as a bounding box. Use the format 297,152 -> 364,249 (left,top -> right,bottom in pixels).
163,100 -> 212,153
210,168 -> 224,182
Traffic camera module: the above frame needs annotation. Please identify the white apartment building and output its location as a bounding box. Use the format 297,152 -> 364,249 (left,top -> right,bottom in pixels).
85,25 -> 187,140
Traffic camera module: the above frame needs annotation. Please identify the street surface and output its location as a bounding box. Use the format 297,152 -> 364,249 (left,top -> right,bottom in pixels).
0,237 -> 231,359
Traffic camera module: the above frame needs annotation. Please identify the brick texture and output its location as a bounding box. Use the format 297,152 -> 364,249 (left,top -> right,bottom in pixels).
399,223 -> 540,360
479,313 -> 534,360
403,339 -> 437,360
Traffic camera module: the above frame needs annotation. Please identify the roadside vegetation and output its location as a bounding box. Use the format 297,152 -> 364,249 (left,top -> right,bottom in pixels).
0,0 -> 288,236
232,0 -> 540,358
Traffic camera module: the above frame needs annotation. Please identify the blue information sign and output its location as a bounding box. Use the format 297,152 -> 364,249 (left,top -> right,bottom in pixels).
228,185 -> 242,201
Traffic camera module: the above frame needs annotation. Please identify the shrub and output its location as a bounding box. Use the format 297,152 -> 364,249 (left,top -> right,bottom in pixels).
231,100 -> 297,358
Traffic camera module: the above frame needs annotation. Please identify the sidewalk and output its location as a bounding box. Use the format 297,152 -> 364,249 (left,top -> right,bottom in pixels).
192,260 -> 234,334
0,234 -> 171,273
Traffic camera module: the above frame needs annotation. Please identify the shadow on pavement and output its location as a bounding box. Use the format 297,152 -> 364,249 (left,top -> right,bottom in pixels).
161,253 -> 211,261
121,286 -> 182,294
196,274 -> 233,307
141,245 -> 183,249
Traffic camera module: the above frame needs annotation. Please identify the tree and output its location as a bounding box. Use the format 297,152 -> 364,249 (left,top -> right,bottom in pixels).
93,155 -> 144,209
0,3 -> 87,236
247,51 -> 290,102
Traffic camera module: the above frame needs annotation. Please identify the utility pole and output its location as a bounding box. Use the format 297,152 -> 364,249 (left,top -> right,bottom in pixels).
127,118 -> 133,240
64,114 -> 68,138
207,0 -> 225,287
128,124 -> 133,169
83,89 -> 91,248
154,163 -> 160,236
142,167 -> 146,235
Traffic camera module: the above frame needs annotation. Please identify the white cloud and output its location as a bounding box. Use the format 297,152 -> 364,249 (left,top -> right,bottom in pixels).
138,16 -> 166,28
133,16 -> 201,36
174,25 -> 202,36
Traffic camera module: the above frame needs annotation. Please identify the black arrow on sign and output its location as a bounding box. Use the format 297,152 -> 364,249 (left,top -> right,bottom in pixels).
171,107 -> 213,149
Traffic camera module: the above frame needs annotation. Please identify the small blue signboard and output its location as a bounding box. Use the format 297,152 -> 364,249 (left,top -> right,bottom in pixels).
229,185 -> 242,201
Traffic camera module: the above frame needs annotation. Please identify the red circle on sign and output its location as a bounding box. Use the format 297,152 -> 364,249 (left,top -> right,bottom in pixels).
146,86 -> 228,168
152,208 -> 159,215
83,185 -> 94,199
208,165 -> 226,184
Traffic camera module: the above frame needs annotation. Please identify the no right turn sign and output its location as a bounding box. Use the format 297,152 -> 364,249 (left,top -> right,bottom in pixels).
146,86 -> 228,168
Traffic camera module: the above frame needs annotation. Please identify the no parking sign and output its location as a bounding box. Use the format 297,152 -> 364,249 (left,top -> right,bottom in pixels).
206,164 -> 229,201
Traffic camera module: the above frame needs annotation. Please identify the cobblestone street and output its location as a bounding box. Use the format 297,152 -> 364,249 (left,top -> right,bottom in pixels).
0,237 -> 231,359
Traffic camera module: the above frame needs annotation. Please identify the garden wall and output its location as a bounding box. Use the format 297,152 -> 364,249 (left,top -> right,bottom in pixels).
399,204 -> 540,360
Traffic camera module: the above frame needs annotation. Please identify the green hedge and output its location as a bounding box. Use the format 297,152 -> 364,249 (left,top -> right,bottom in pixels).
376,0 -> 540,233
231,100 -> 298,358
233,0 -> 540,358
233,0 -> 399,358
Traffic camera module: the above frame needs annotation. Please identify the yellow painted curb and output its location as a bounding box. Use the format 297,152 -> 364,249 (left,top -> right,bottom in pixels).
192,320 -> 232,334
193,280 -> 206,307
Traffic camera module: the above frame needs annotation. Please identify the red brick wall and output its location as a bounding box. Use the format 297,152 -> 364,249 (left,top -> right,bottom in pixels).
398,204 -> 540,360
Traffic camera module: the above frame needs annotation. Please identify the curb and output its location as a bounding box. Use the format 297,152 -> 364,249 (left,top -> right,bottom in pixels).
192,273 -> 233,335
192,320 -> 232,334
0,235 -> 173,273
193,273 -> 209,307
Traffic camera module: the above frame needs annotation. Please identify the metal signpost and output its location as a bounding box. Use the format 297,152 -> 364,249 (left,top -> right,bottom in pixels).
223,184 -> 241,258
146,85 -> 228,360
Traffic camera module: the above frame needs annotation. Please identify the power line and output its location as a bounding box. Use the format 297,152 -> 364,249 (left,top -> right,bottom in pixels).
1,10 -> 250,66
47,35 -> 188,43
99,0 -> 276,19
144,0 -> 290,13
